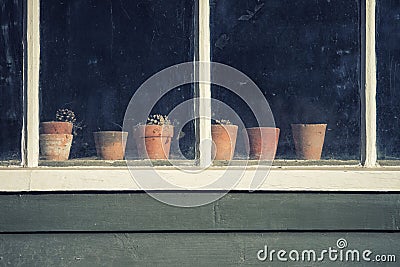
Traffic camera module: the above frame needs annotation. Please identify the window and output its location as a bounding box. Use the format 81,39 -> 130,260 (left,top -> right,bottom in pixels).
0,0 -> 23,164
376,0 -> 400,163
34,0 -> 363,165
1,0 -> 400,192
39,0 -> 196,164
210,0 -> 361,160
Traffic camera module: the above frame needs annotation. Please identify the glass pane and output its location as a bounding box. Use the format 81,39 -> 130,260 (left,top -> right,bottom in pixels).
376,0 -> 400,160
210,0 -> 361,160
39,0 -> 196,163
0,0 -> 23,162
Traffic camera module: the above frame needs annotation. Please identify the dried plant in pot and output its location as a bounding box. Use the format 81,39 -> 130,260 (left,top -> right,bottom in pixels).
211,119 -> 238,160
133,115 -> 174,160
243,126 -> 280,160
93,123 -> 128,160
291,123 -> 327,160
40,109 -> 75,134
39,109 -> 75,161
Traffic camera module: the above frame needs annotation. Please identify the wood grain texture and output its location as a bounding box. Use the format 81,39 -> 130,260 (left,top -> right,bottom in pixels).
25,0 -> 40,167
0,233 -> 398,266
0,192 -> 399,232
363,0 -> 377,167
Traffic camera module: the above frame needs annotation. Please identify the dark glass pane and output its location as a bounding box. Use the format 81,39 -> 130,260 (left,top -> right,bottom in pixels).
40,0 -> 195,160
211,0 -> 360,159
0,0 -> 23,161
376,0 -> 400,159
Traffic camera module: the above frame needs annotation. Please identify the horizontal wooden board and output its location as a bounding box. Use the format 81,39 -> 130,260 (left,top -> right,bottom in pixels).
36,159 -> 360,167
0,192 -> 399,232
0,233 -> 398,266
2,169 -> 400,192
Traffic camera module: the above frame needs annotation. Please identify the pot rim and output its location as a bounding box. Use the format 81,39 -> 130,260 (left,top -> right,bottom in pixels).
40,121 -> 73,124
39,133 -> 73,136
133,124 -> 174,128
211,124 -> 238,127
133,124 -> 174,138
291,123 -> 327,127
93,131 -> 128,134
245,127 -> 280,130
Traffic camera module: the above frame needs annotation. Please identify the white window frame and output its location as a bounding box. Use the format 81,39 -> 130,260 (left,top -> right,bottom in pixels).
1,0 -> 400,192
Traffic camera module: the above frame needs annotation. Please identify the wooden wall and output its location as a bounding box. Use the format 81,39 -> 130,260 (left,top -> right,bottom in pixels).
0,192 -> 399,266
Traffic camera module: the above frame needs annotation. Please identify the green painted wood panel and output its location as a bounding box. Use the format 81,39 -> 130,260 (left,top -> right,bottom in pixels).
0,192 -> 399,232
0,233 -> 398,266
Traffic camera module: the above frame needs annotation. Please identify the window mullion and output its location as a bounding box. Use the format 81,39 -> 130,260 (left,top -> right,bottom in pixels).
362,0 -> 377,167
198,0 -> 212,167
23,0 -> 40,167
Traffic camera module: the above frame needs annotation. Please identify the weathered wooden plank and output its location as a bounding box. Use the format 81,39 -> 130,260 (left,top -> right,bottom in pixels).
0,233 -> 398,266
0,193 -> 399,232
215,193 -> 400,231
2,169 -> 400,192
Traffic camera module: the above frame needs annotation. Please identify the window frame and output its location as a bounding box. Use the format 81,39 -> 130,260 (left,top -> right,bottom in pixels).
1,0 -> 398,192
24,0 -> 375,167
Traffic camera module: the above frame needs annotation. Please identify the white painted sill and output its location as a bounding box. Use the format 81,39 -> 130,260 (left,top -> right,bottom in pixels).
0,165 -> 400,192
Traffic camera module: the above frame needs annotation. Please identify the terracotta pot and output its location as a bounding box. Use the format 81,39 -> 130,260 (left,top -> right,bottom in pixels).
133,125 -> 174,159
211,124 -> 238,160
40,121 -> 73,134
244,127 -> 280,160
93,131 -> 128,160
39,134 -> 73,160
291,123 -> 327,160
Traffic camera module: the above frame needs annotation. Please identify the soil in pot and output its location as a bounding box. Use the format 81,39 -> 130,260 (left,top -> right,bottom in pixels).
93,131 -> 128,160
244,127 -> 280,160
291,123 -> 327,160
133,125 -> 174,159
40,121 -> 73,134
39,134 -> 73,161
211,124 -> 238,160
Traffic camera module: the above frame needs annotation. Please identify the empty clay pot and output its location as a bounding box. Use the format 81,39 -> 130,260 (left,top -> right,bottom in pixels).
291,124 -> 327,160
133,125 -> 174,159
93,131 -> 128,160
40,121 -> 73,134
39,134 -> 73,160
244,127 -> 280,160
211,124 -> 238,160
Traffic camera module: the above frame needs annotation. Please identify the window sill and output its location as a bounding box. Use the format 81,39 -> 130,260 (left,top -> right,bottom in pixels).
0,159 -> 372,168
0,166 -> 399,192
4,159 -> 361,168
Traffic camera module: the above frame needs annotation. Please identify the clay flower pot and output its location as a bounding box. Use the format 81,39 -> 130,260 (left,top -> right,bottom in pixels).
40,121 -> 73,134
244,127 -> 280,160
39,134 -> 73,160
211,124 -> 238,160
133,125 -> 174,159
93,131 -> 128,160
291,123 -> 327,160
